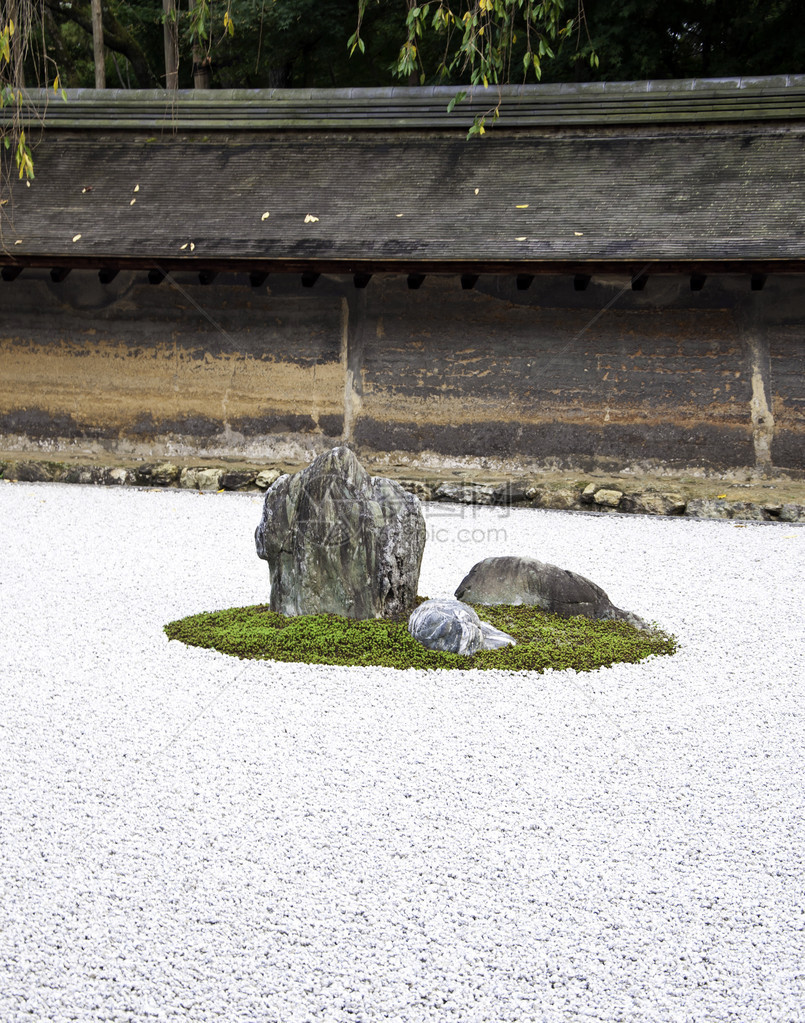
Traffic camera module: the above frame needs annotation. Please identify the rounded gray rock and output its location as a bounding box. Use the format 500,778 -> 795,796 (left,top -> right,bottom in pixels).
408,599 -> 516,656
408,599 -> 484,656
455,555 -> 648,628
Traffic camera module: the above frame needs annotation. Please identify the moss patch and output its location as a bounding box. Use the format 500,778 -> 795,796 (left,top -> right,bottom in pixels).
164,602 -> 677,673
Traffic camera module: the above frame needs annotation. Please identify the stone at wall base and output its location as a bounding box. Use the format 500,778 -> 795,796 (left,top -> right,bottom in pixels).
180,467 -> 223,490
1,456 -> 804,523
433,482 -> 496,504
620,492 -> 687,515
135,462 -> 181,487
686,499 -> 768,521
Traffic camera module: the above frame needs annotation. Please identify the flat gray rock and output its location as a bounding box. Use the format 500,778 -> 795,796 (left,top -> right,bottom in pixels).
255,446 -> 426,619
408,599 -> 516,656
455,555 -> 647,627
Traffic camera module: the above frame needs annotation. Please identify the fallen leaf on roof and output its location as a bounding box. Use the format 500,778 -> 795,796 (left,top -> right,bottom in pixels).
574,231 -> 584,236
81,187 -> 92,193
396,213 -> 404,218
72,234 -> 82,243
180,243 -> 188,250
130,199 -> 136,206
261,212 -> 270,221
190,242 -> 195,251
516,204 -> 529,209
304,214 -> 319,223
0,199 -> 7,206
134,185 -> 140,192
515,236 -> 527,241
474,188 -> 480,195
717,494 -> 727,499
14,239 -> 22,244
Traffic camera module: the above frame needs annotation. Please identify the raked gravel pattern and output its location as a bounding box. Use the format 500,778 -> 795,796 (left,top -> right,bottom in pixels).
1,482 -> 803,1023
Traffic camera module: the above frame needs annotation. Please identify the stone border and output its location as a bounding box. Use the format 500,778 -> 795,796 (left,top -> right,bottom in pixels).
2,457 -> 804,523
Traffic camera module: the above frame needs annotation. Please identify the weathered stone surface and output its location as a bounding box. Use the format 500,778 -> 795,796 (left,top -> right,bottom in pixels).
62,466 -> 98,485
433,482 -> 497,505
220,470 -> 256,491
135,462 -> 180,487
455,555 -> 644,626
98,466 -> 132,486
408,598 -> 515,656
255,469 -> 282,490
620,492 -> 687,516
594,488 -> 624,508
255,446 -> 426,618
6,460 -> 54,482
180,467 -> 223,490
779,503 -> 805,523
580,483 -> 597,504
493,480 -> 538,506
686,499 -> 767,521
543,488 -> 580,511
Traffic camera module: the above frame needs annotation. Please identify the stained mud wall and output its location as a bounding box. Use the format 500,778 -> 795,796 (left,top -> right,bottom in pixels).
0,270 -> 802,471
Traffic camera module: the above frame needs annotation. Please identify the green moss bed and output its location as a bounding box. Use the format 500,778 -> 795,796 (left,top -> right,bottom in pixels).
164,602 -> 677,673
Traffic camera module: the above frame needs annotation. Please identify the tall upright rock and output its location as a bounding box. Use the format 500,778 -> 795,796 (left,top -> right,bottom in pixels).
255,447 -> 426,619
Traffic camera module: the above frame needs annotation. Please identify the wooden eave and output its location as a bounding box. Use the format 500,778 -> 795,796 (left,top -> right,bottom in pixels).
2,78 -> 805,278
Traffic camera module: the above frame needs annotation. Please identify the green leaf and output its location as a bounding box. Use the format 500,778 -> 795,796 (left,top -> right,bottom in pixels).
446,90 -> 466,114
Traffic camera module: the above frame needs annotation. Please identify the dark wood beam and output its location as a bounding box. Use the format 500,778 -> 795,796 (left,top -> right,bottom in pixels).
98,268 -> 119,284
516,274 -> 534,291
690,273 -> 707,291
1,257 -> 804,280
50,267 -> 72,282
301,271 -> 320,288
2,266 -> 23,281
461,274 -> 479,290
751,273 -> 767,291
353,273 -> 372,288
198,270 -> 218,285
148,269 -> 166,285
407,274 -> 426,290
574,274 -> 591,291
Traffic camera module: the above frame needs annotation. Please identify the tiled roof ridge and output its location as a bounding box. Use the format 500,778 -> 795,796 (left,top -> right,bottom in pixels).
10,75 -> 805,131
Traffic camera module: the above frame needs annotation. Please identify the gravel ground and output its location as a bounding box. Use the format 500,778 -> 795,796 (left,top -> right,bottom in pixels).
1,482 -> 803,1023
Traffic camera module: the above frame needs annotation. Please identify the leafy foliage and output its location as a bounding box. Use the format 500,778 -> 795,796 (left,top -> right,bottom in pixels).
352,0 -> 596,134
164,601 -> 677,673
17,0 -> 804,93
0,18 -> 35,180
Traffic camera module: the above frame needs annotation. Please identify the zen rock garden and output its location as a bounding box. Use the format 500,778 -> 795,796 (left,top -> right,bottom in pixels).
255,446 -> 650,656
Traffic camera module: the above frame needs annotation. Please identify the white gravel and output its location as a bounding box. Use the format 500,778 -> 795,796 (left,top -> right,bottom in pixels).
1,481 -> 803,1023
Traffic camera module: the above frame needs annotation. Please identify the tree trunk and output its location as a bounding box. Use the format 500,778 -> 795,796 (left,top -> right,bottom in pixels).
44,0 -> 160,88
162,0 -> 178,89
188,0 -> 211,88
91,0 -> 105,87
